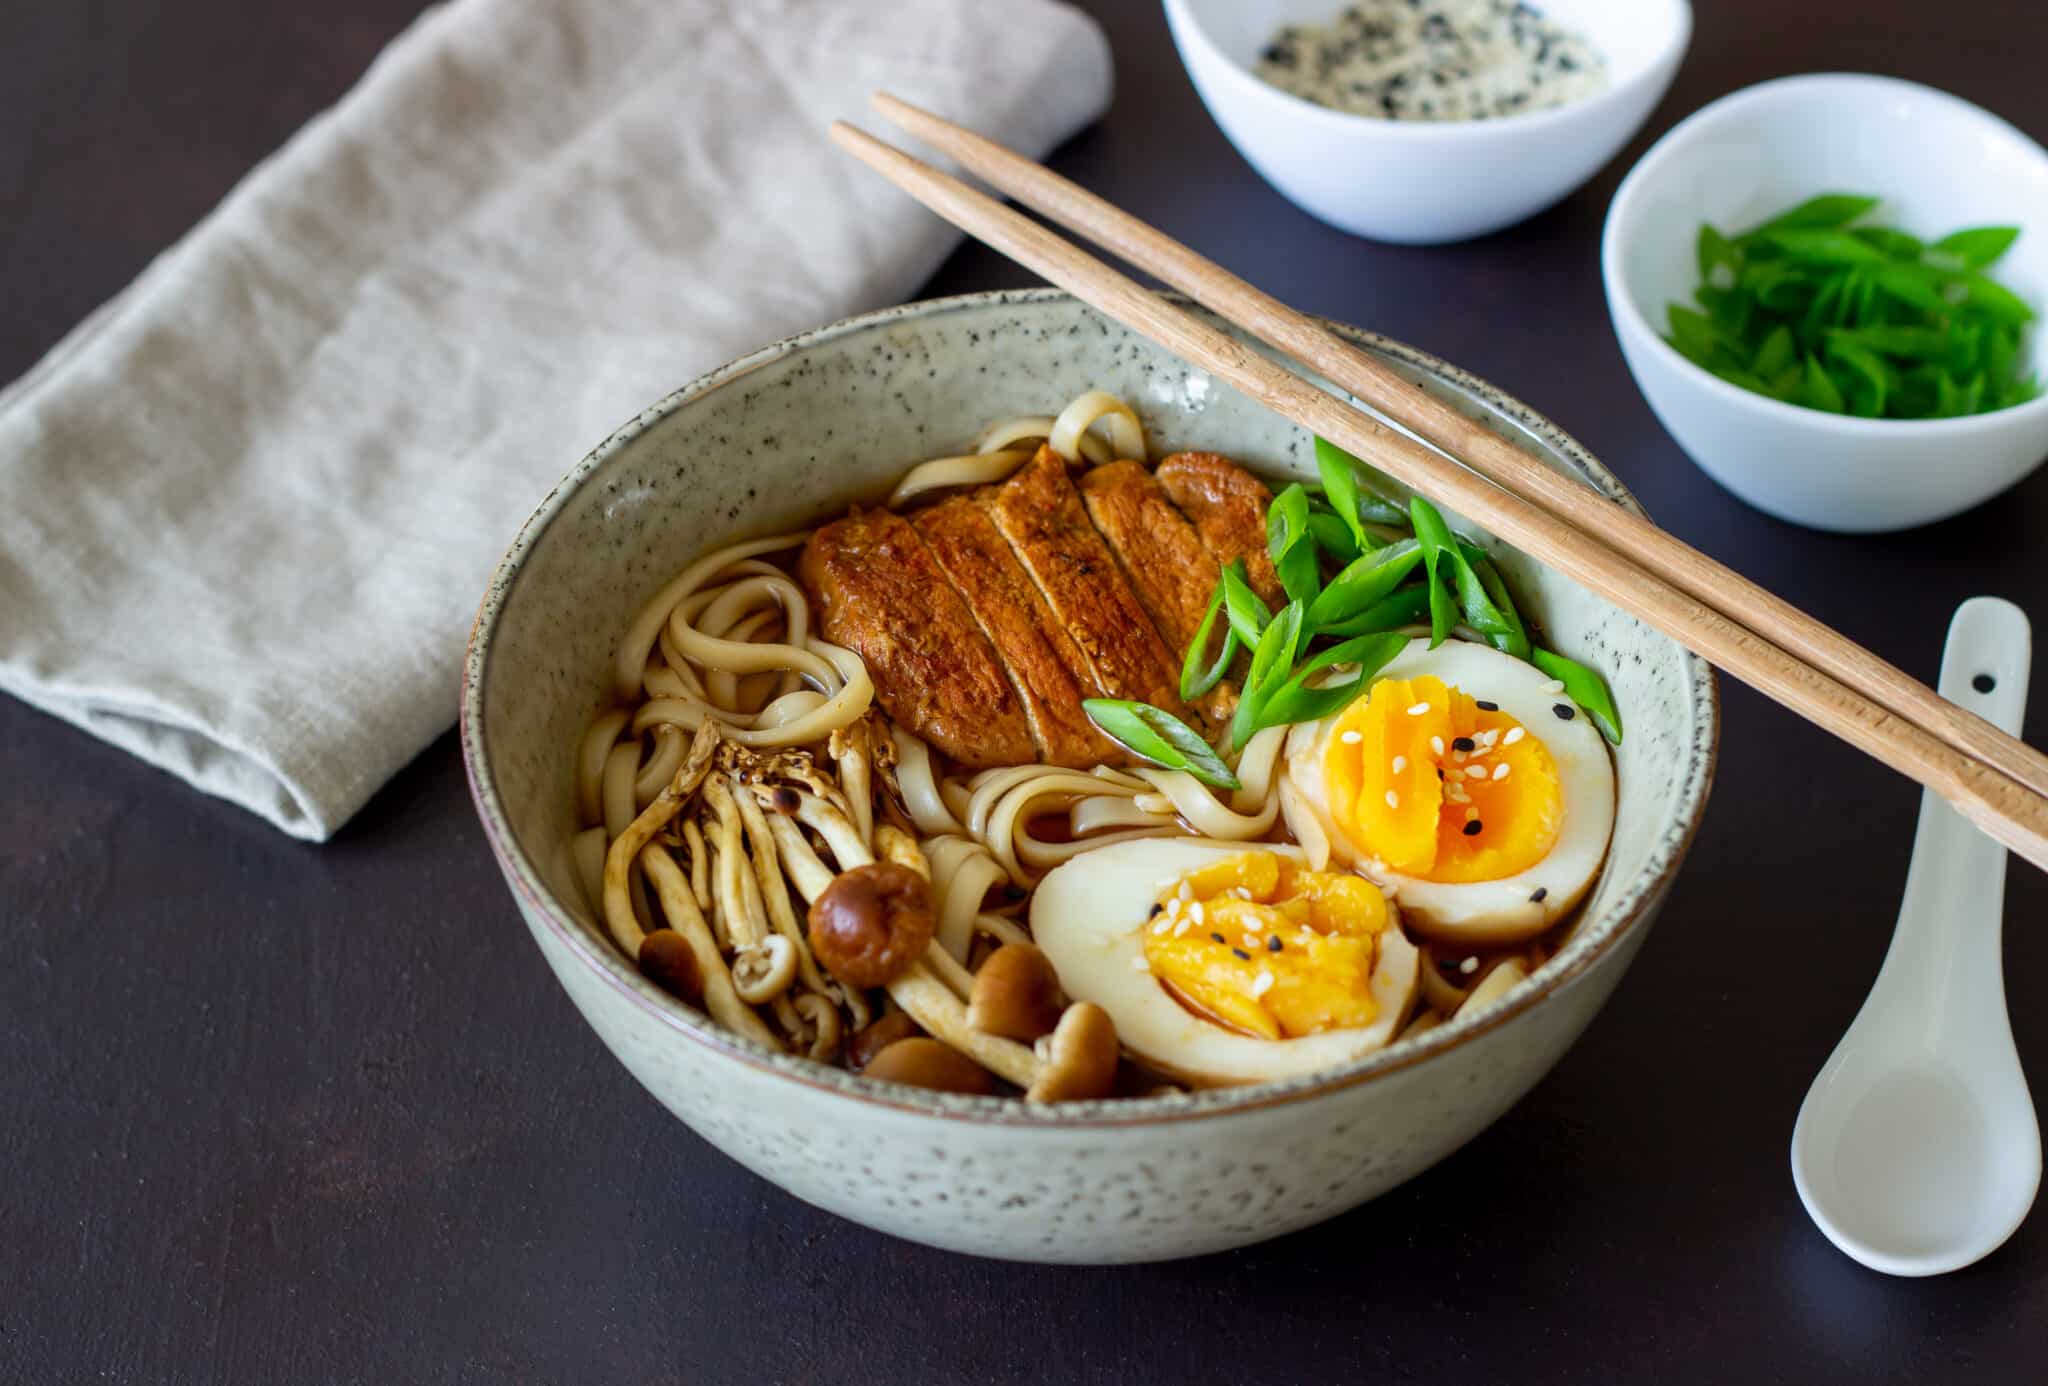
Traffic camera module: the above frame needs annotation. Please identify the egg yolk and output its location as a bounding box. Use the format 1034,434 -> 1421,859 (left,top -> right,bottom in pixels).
1141,851 -> 1391,1040
1322,674 -> 1563,883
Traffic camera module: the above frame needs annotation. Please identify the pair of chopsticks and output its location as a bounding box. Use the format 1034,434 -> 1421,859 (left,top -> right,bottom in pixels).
830,95 -> 2048,874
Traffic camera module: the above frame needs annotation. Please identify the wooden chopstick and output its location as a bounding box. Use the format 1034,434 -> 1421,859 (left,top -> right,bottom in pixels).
825,119 -> 2048,875
871,91 -> 2048,808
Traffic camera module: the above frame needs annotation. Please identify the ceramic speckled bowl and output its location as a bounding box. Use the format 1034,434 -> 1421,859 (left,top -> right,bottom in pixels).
461,290 -> 1718,1264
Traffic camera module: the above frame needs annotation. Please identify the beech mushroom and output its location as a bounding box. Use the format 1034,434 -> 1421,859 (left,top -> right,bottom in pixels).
637,928 -> 704,1004
863,1037 -> 999,1095
787,991 -> 843,1063
1025,1003 -> 1119,1102
730,934 -> 797,1005
807,861 -> 936,990
637,840 -> 781,1050
967,943 -> 1064,1041
846,1010 -> 923,1070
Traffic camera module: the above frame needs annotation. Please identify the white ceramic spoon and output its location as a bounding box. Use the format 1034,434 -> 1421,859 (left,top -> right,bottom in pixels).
1791,597 -> 2040,1276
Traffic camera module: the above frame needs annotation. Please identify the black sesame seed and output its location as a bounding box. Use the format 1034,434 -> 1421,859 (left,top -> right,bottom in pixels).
1148,903 -> 1163,918
1476,700 -> 1499,711
1552,703 -> 1576,720
1210,932 -> 1226,943
1452,736 -> 1476,752
1267,936 -> 1284,952
1436,767 -> 1445,780
1232,948 -> 1252,961
1463,820 -> 1484,836
1530,887 -> 1548,903
1974,673 -> 1997,693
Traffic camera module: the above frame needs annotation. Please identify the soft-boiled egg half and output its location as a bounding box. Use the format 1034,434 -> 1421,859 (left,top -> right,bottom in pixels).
1284,638 -> 1615,947
1034,840 -> 1418,1086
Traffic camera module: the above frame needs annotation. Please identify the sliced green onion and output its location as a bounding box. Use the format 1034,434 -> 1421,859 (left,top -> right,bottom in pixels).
1407,495 -> 1458,648
1305,538 -> 1422,629
1220,559 -> 1270,648
1229,599 -> 1305,750
1254,632 -> 1408,731
1929,226 -> 2020,271
1306,510 -> 1362,563
1531,648 -> 1623,745
1318,582 -> 1433,637
1179,577 -> 1238,703
1266,482 -> 1320,605
1313,434 -> 1371,552
1471,556 -> 1532,661
1737,193 -> 1878,241
1082,699 -> 1240,791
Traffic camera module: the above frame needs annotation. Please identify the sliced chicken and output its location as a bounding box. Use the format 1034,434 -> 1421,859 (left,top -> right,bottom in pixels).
985,446 -> 1200,728
1156,451 -> 1284,608
800,508 -> 1037,769
914,495 -> 1122,768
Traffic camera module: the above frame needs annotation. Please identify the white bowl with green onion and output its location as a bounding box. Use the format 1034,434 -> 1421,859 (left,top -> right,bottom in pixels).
1604,73 -> 2048,532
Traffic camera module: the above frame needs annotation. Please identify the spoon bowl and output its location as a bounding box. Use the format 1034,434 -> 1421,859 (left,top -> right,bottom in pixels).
1791,597 -> 2041,1275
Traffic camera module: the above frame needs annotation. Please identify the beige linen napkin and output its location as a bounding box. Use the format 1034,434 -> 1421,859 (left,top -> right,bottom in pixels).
0,0 -> 1112,840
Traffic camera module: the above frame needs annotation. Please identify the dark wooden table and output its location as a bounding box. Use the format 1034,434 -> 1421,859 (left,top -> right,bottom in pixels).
6,2 -> 2047,1381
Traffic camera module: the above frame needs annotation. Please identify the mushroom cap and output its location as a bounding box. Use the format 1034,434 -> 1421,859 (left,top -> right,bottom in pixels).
846,1010 -> 923,1070
637,929 -> 705,1004
862,1037 -> 999,1096
807,861 -> 937,989
966,943 -> 1064,1042
1026,1002 -> 1120,1103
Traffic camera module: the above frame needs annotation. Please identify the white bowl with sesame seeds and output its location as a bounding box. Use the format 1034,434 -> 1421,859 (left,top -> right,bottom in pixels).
1603,73 -> 2048,532
1164,0 -> 1693,244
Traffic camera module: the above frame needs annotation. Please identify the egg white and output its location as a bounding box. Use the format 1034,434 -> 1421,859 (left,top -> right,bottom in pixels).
1284,638 -> 1616,947
1032,839 -> 1419,1087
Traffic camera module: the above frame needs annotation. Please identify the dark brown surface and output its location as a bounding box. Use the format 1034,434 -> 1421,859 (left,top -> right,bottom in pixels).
5,1 -> 2048,1381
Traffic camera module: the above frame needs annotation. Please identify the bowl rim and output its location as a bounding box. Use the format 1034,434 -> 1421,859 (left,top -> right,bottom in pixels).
1602,71 -> 2048,437
1164,0 -> 1694,142
460,287 -> 1720,1129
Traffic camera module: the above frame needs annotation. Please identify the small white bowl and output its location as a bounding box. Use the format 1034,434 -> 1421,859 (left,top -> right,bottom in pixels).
1604,74 -> 2048,533
1164,0 -> 1691,244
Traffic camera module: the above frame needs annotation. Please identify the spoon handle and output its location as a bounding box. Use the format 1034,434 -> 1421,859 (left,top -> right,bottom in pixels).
1885,599 -> 2030,1043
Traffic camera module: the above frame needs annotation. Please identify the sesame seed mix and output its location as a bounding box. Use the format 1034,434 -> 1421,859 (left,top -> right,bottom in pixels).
1503,726 -> 1526,745
1385,788 -> 1401,808
1341,729 -> 1364,745
1492,762 -> 1510,780
1255,0 -> 1607,123
1459,956 -> 1480,975
1407,701 -> 1432,716
1462,819 -> 1483,836
1391,755 -> 1408,773
1552,703 -> 1576,720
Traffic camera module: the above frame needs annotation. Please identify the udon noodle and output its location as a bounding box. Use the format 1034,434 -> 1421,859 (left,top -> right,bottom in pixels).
570,389 -> 1564,1094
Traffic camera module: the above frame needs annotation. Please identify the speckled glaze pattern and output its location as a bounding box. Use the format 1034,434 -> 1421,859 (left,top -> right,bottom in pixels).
460,290 -> 1719,1264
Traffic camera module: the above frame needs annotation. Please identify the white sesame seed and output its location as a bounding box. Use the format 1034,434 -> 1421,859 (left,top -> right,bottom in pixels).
1252,970 -> 1275,998
1459,956 -> 1479,975
1465,766 -> 1486,779
1189,902 -> 1205,925
1478,729 -> 1500,747
1430,736 -> 1445,756
1465,806 -> 1480,822
1385,789 -> 1400,809
1391,755 -> 1407,773
1178,882 -> 1193,902
1174,918 -> 1192,937
1503,727 -> 1525,745
1340,729 -> 1363,745
1492,762 -> 1510,781
1152,919 -> 1170,936
1242,935 -> 1261,951
1406,702 -> 1430,716
1540,678 -> 1566,694
1131,955 -> 1152,972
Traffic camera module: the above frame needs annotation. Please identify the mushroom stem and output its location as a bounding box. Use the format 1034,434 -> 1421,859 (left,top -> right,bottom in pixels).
732,781 -> 835,997
885,963 -> 1041,1089
639,841 -> 781,1049
763,813 -> 834,902
681,818 -> 711,910
602,723 -> 720,958
920,941 -> 977,1000
833,722 -> 875,850
702,775 -> 766,949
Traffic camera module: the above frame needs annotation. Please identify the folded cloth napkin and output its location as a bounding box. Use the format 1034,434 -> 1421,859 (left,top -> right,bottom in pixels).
0,0 -> 1111,840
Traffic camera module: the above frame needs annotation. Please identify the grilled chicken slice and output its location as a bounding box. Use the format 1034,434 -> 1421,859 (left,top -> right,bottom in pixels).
1078,460 -> 1235,722
986,447 -> 1200,728
1155,451 -> 1284,608
914,495 -> 1122,768
800,508 -> 1037,769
